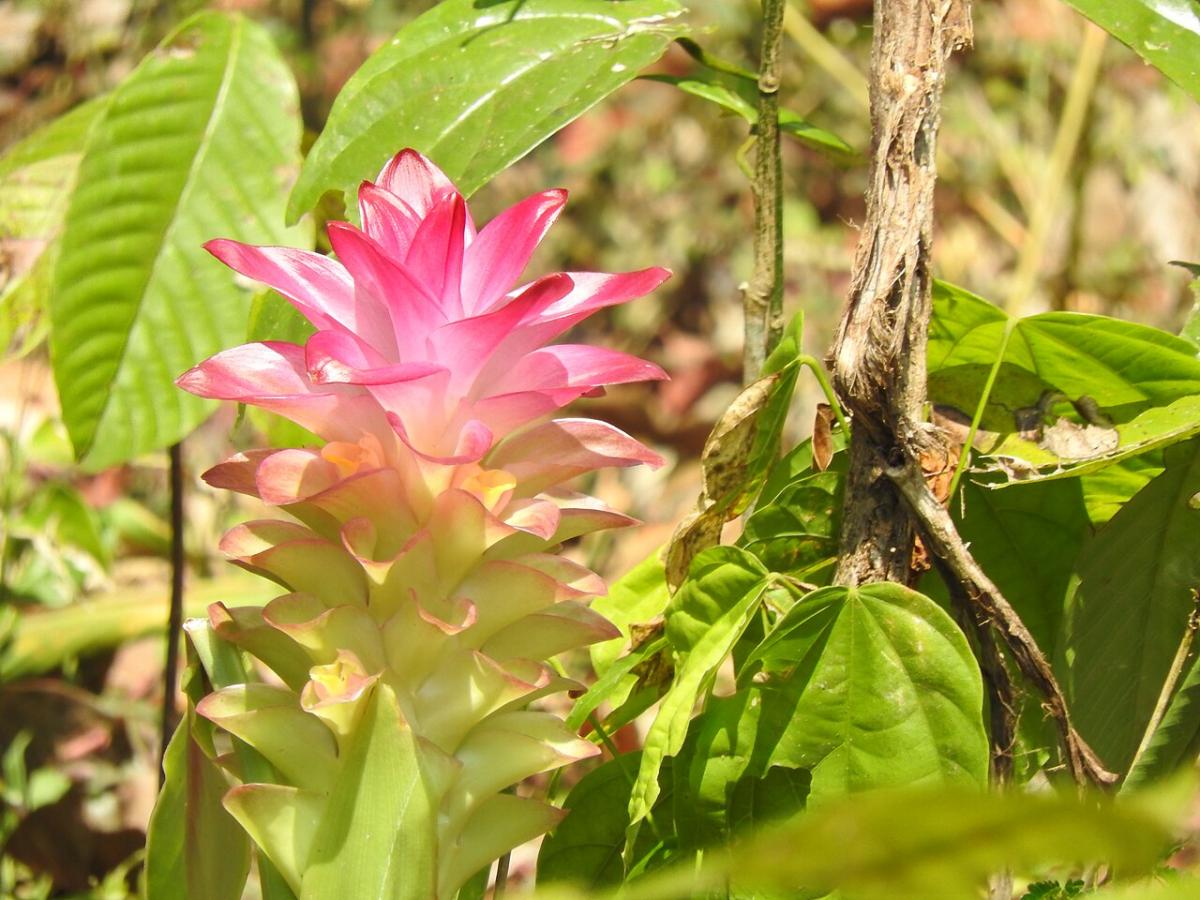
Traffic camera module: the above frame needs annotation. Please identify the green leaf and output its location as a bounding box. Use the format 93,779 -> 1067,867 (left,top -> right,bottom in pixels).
1060,0 -> 1200,103
691,782 -> 1186,900
986,395 -> 1200,486
0,98 -> 107,356
1080,454 -> 1163,524
644,74 -> 855,158
1179,265 -> 1199,348
928,281 -> 1200,482
300,682 -> 440,900
567,634 -> 666,733
670,690 -> 762,851
626,548 -> 770,841
951,477 -> 1091,654
50,12 -> 309,469
539,753 -> 673,889
669,689 -> 811,854
145,688 -> 252,900
746,583 -> 988,801
288,0 -> 685,221
589,551 -> 670,677
739,456 -> 844,580
1061,438 -> 1200,774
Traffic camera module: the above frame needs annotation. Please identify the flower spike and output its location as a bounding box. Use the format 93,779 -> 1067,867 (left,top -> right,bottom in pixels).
178,149 -> 669,898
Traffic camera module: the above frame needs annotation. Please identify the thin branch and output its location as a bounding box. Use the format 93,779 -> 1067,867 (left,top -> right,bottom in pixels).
886,458 -> 1117,789
742,0 -> 786,384
158,440 -> 186,784
941,557 -> 1018,789
493,852 -> 511,898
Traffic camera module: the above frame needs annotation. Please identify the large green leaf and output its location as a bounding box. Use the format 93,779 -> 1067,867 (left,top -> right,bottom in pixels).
0,98 -> 106,355
929,281 -> 1200,483
50,12 -> 308,468
626,547 -> 771,839
1060,0 -> 1200,103
288,0 -> 685,221
952,477 -> 1091,653
745,583 -> 988,801
1061,438 -> 1200,775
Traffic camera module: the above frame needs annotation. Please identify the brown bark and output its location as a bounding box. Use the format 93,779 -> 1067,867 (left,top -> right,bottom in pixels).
827,0 -> 972,586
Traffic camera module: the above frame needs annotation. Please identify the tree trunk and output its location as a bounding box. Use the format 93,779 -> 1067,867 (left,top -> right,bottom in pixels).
828,0 -> 972,586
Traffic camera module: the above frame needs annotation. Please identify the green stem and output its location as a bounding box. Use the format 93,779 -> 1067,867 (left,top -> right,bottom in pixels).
158,440 -> 186,787
743,0 -> 786,384
947,322 -> 1014,500
798,354 -> 850,437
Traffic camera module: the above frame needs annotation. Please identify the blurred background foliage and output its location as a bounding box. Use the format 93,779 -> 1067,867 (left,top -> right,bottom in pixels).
0,0 -> 1198,895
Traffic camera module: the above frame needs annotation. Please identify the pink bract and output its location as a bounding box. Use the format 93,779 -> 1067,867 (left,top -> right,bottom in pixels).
178,149 -> 670,466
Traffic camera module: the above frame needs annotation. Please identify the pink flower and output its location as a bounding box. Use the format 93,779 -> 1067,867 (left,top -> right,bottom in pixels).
179,149 -> 670,465
173,150 -> 670,897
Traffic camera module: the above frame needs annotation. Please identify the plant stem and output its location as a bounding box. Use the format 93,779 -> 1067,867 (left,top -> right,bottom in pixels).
493,852 -> 511,897
158,440 -> 186,784
827,0 -> 973,586
1004,23 -> 1105,319
743,0 -> 786,384
798,355 -> 849,437
947,322 -> 1014,499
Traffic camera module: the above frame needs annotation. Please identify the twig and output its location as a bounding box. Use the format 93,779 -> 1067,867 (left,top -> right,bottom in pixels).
886,458 -> 1118,789
158,440 -> 186,784
941,557 -> 1018,788
493,852 -> 511,897
742,0 -> 786,384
